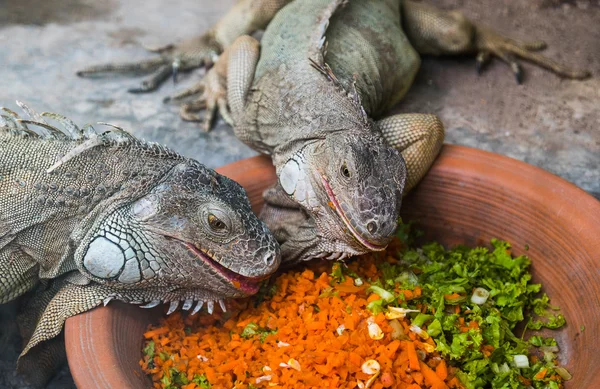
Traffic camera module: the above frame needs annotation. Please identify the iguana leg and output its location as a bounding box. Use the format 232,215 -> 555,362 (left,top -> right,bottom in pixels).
259,186 -> 318,264
377,113 -> 445,194
260,186 -> 361,265
402,0 -> 591,82
166,34 -> 261,132
0,243 -> 39,304
15,277 -> 111,386
16,280 -> 70,387
77,0 -> 291,92
77,34 -> 222,93
167,50 -> 233,132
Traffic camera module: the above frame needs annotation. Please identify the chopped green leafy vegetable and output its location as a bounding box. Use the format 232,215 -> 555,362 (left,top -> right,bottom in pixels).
143,340 -> 155,368
254,281 -> 277,306
192,373 -> 211,388
364,224 -> 570,389
367,285 -> 395,302
159,351 -> 170,361
240,322 -> 277,343
143,340 -> 155,359
161,367 -> 194,389
330,262 -> 346,283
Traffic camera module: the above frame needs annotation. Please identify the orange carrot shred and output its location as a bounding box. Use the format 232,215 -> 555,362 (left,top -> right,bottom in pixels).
406,341 -> 421,371
436,359 -> 448,380
139,251 -> 462,389
420,360 -> 449,389
535,368 -> 548,380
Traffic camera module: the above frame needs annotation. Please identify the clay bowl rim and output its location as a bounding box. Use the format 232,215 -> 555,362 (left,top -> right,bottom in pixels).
65,144 -> 600,388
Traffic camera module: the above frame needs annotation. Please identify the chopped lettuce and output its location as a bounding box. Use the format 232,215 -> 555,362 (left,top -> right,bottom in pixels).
192,374 -> 211,388
330,262 -> 346,283
240,322 -> 277,343
161,367 -> 199,389
371,226 -> 569,388
367,285 -> 395,302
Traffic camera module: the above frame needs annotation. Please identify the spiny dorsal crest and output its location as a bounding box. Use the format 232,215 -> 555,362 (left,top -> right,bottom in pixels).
308,0 -> 368,126
308,59 -> 369,126
0,101 -> 183,173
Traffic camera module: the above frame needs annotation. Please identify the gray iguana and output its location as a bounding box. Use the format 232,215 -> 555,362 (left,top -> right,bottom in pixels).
0,103 -> 280,387
77,0 -> 590,264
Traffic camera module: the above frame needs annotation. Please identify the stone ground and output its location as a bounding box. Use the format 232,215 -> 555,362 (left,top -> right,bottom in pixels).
0,0 -> 598,387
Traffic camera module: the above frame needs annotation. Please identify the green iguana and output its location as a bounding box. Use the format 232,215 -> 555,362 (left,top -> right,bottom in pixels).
0,103 -> 280,387
77,0 -> 590,265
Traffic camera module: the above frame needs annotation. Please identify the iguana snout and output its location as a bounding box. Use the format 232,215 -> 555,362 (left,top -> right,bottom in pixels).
319,133 -> 406,250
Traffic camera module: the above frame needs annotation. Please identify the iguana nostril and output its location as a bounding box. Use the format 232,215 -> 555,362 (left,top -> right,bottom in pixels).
367,221 -> 377,234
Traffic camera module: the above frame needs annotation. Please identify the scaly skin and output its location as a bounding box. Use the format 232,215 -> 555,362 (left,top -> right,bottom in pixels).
0,103 -> 280,387
77,0 -> 591,126
75,0 -> 590,262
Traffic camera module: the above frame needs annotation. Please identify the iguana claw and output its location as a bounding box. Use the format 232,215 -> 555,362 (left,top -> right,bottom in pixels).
182,299 -> 193,310
140,300 -> 161,309
167,300 -> 179,315
474,25 -> 591,82
76,32 -> 222,93
166,63 -> 232,132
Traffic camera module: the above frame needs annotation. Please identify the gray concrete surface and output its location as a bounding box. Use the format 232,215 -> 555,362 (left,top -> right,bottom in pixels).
0,0 -> 598,388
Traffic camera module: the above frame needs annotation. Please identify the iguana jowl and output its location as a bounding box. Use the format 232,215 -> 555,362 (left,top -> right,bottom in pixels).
0,103 -> 280,386
77,0 -> 590,264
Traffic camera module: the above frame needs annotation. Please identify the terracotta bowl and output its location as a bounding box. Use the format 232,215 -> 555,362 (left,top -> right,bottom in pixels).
65,145 -> 600,388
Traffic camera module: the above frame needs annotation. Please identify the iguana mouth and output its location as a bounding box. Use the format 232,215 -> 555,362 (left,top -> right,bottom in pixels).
182,241 -> 263,295
320,175 -> 387,252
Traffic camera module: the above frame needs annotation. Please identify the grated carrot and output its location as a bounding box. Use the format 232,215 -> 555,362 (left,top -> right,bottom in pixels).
535,368 -> 548,380
140,249 -> 463,389
436,360 -> 448,380
420,360 -> 449,389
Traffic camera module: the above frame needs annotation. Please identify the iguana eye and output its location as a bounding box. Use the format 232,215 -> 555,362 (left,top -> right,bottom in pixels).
340,162 -> 351,178
208,214 -> 226,231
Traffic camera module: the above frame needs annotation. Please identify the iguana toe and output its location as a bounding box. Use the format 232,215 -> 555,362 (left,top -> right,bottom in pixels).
170,63 -> 230,131
475,25 -> 591,81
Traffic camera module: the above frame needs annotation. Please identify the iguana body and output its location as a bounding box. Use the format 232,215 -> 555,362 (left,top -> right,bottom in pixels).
226,0 -> 428,262
0,103 -> 280,386
77,0 -> 590,264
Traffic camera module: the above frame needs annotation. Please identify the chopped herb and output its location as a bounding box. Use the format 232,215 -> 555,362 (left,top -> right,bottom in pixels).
158,351 -> 170,361
380,225 -> 569,389
192,374 -> 211,388
330,262 -> 345,283
143,340 -> 155,359
240,322 -> 277,343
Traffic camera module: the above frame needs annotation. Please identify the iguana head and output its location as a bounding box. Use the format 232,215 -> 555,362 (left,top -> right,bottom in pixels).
75,159 -> 280,313
278,130 -> 406,261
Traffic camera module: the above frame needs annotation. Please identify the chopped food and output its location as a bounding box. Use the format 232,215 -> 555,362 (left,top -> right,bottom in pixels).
141,226 -> 569,389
